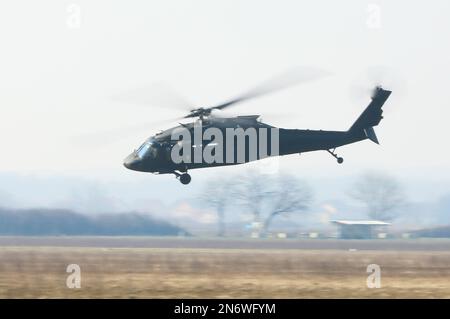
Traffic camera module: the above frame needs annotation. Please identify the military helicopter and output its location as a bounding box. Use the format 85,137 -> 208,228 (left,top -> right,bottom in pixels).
123,75 -> 391,185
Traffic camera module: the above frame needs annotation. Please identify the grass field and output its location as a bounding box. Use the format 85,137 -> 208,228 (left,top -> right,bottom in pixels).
1,237 -> 450,298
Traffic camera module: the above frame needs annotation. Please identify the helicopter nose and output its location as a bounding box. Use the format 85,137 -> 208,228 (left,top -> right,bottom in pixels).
123,153 -> 140,171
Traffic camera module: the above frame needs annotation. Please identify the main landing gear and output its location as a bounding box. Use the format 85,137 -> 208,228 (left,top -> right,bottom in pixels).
327,149 -> 344,164
174,171 -> 192,185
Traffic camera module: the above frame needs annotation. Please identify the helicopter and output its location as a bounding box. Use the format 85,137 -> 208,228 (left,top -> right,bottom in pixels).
123,77 -> 392,185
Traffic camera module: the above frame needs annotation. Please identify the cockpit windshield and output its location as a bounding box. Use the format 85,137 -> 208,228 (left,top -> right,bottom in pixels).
136,140 -> 159,159
136,142 -> 151,158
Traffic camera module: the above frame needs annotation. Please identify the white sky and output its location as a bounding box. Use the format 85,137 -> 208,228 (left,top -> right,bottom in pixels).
1,0 -> 449,185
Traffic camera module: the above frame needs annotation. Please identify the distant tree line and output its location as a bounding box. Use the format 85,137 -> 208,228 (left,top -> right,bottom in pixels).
411,226 -> 450,238
0,171 -> 406,237
0,208 -> 186,236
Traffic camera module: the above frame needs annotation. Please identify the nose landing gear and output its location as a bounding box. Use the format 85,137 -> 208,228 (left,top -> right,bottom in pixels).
327,149 -> 344,164
174,171 -> 192,185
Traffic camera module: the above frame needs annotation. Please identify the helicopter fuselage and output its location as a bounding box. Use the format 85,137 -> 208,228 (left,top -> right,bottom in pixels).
123,115 -> 365,174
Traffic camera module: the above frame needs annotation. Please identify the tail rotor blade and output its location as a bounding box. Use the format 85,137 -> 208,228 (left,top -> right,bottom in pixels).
350,66 -> 406,103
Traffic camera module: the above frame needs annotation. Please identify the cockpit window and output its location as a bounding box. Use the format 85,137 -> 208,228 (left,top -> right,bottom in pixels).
136,141 -> 159,159
137,143 -> 151,158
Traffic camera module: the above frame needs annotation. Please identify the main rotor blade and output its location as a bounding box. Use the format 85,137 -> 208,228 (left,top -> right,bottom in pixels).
111,82 -> 193,111
71,116 -> 182,149
209,66 -> 330,111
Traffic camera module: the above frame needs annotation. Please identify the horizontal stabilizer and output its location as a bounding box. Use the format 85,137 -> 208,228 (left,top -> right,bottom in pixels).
364,126 -> 379,144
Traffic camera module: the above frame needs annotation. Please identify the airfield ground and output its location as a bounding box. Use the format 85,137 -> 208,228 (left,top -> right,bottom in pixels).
1,237 -> 450,298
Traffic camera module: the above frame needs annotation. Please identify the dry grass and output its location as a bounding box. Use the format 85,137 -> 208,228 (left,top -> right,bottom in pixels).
1,245 -> 450,298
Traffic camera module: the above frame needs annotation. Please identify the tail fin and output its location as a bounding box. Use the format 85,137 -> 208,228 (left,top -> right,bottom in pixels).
349,86 -> 392,143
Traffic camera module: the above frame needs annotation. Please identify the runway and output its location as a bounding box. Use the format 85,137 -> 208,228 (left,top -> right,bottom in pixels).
0,236 -> 450,251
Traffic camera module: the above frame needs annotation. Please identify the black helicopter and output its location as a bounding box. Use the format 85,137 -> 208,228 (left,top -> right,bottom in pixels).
123,79 -> 391,185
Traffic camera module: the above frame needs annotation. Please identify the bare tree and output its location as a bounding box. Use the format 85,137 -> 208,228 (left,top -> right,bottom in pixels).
234,171 -> 312,236
263,175 -> 312,234
349,172 -> 405,221
234,171 -> 273,227
200,178 -> 234,236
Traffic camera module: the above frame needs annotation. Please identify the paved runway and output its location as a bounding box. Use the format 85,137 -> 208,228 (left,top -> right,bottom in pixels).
1,236 -> 449,251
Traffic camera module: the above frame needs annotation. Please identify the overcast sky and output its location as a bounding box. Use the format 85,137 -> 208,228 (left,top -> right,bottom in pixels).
1,0 -> 449,204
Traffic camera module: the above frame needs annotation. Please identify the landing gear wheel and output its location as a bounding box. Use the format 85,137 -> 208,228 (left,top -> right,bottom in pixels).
179,173 -> 191,185
337,157 -> 344,164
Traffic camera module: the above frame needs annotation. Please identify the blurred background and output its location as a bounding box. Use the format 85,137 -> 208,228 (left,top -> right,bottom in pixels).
0,0 -> 450,298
